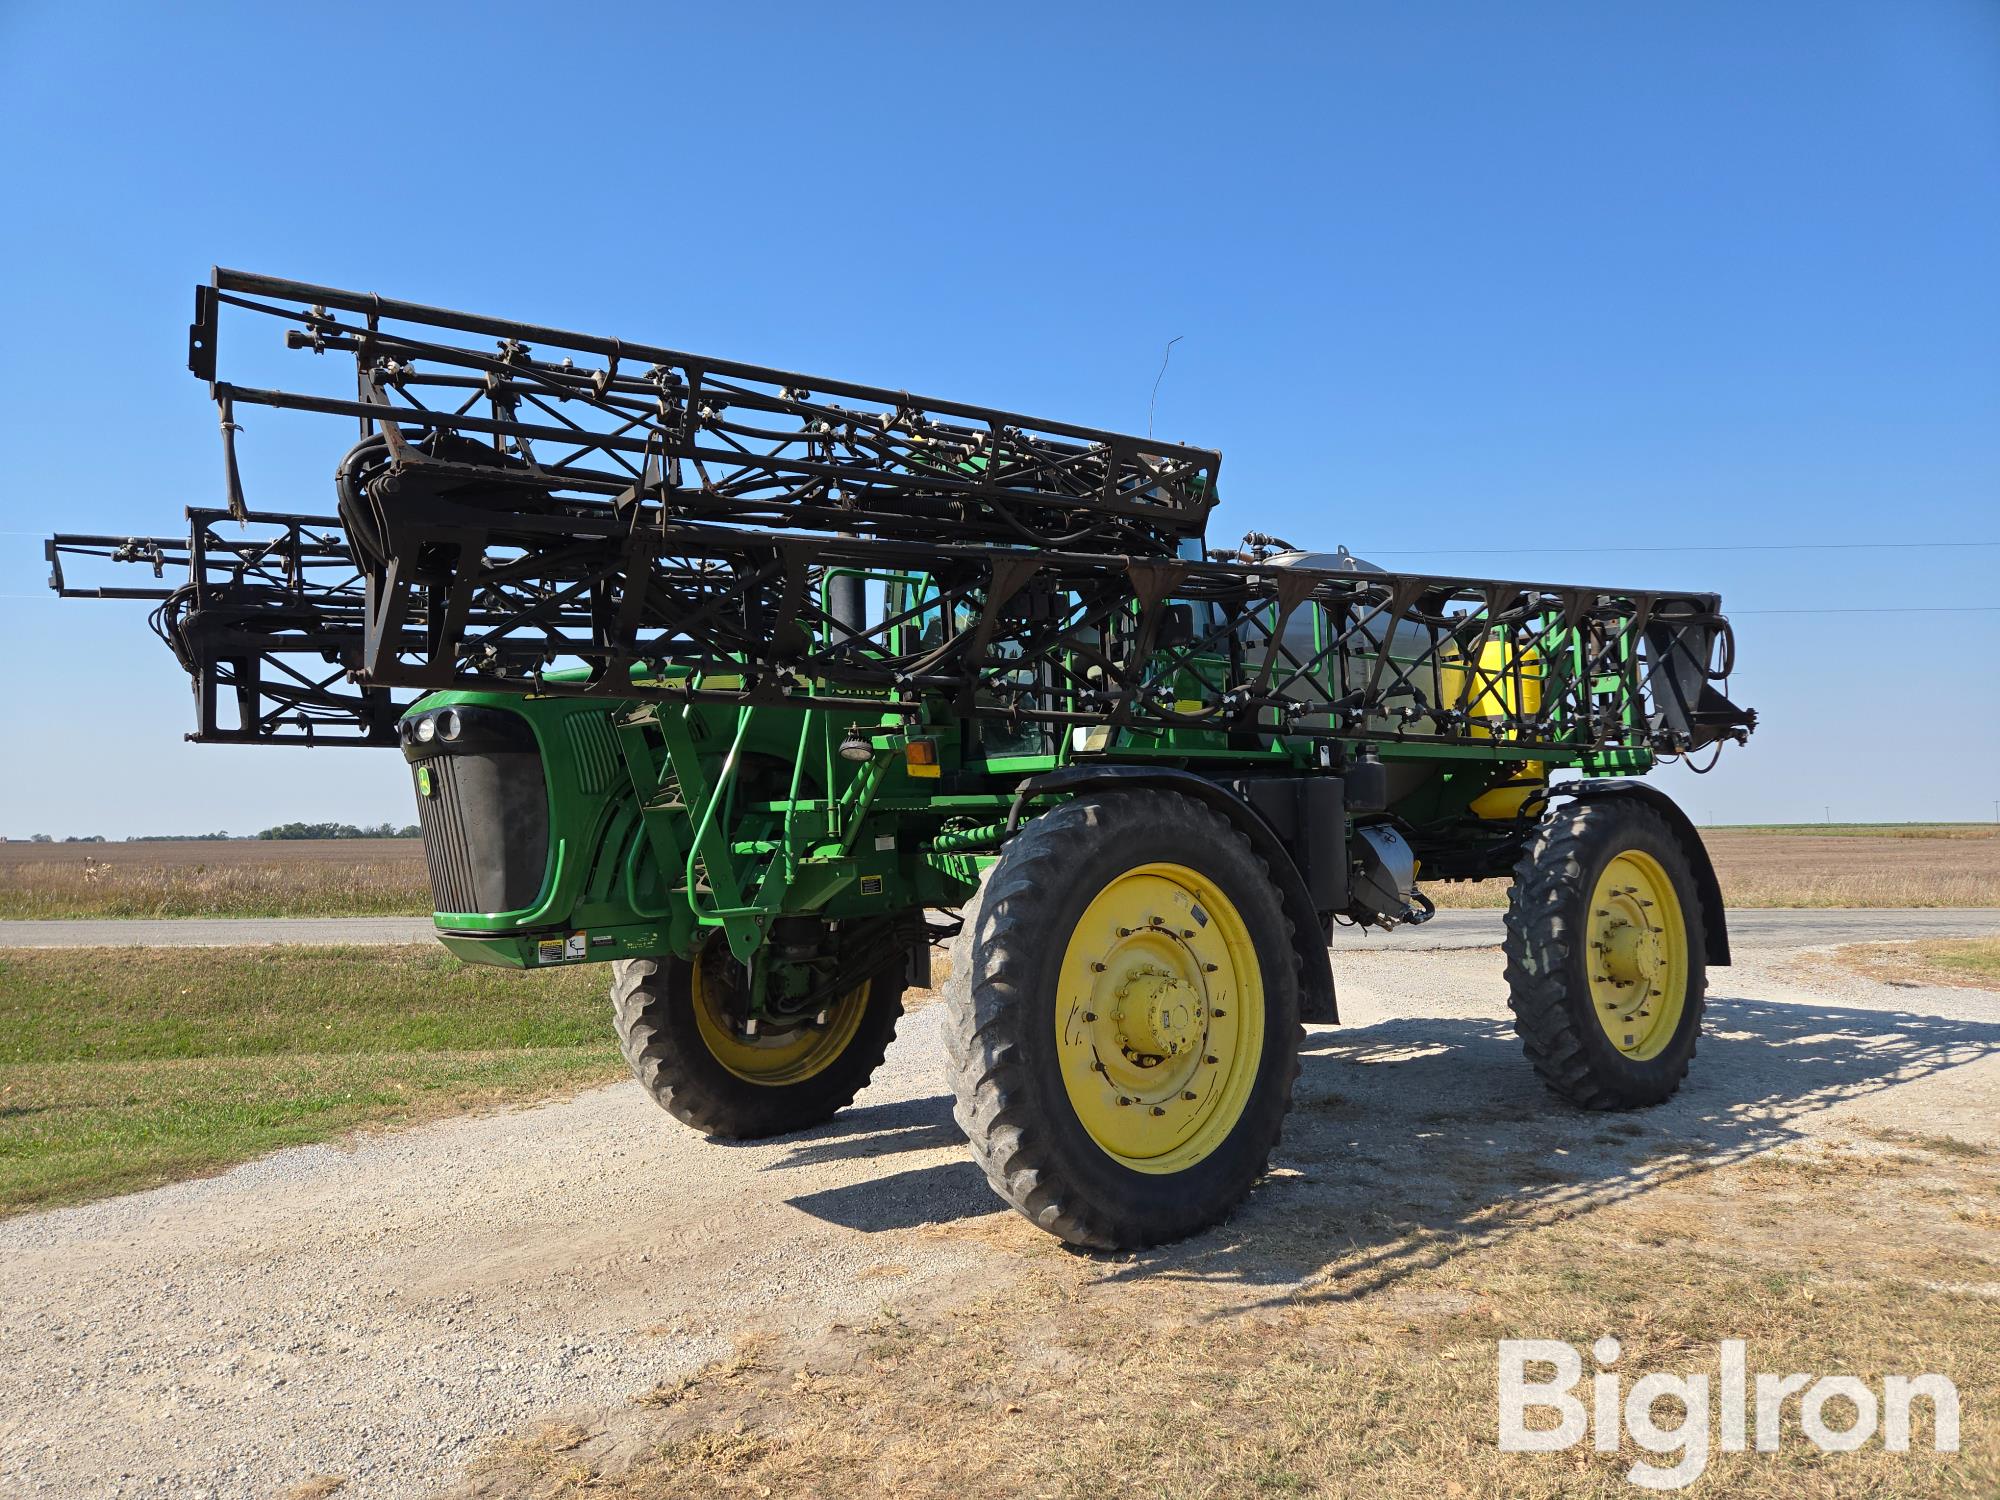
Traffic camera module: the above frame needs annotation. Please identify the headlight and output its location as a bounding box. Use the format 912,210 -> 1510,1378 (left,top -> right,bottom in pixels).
414,716 -> 437,744
438,709 -> 462,742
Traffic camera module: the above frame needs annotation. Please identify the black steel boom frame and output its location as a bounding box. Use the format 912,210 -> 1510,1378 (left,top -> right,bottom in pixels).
50,271 -> 1754,763
190,269 -> 1220,554
53,503 -> 1754,761
48,511 -> 406,745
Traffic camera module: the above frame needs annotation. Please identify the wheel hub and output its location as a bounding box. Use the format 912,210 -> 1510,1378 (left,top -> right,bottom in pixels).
691,951 -> 874,1086
1113,966 -> 1201,1062
1584,853 -> 1690,1059
1599,897 -> 1664,989
1053,864 -> 1265,1171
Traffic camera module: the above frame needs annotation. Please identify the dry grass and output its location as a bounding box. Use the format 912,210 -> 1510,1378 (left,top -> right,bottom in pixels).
0,838 -> 432,918
1431,826 -> 2000,910
458,1141 -> 1999,1499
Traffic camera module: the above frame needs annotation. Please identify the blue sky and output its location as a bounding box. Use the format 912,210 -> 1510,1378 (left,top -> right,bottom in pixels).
2,1 -> 1995,834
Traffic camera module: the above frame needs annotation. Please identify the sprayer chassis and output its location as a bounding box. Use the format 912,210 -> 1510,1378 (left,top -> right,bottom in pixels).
46,268 -> 1757,1247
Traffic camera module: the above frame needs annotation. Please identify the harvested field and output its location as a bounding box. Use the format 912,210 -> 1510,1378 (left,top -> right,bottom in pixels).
0,838 -> 432,918
6,826 -> 1997,922
1729,824 -> 2000,839
1431,824 -> 2000,910
1701,827 -> 2000,908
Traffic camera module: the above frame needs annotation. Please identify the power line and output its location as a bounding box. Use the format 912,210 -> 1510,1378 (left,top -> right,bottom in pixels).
1349,540 -> 2000,556
1733,606 -> 2000,615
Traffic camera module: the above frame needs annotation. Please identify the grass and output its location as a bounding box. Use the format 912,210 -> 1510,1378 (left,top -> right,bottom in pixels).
0,838 -> 432,918
1930,939 -> 2000,981
1834,938 -> 2000,991
471,1140 -> 2000,1499
0,945 -> 621,1213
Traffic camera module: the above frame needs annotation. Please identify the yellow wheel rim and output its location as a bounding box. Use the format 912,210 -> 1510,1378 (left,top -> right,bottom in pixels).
691,952 -> 871,1086
1585,851 -> 1690,1060
1054,862 -> 1265,1173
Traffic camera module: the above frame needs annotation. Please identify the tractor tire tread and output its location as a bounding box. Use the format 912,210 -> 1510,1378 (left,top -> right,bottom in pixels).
943,791 -> 1302,1249
1502,797 -> 1706,1110
611,953 -> 902,1139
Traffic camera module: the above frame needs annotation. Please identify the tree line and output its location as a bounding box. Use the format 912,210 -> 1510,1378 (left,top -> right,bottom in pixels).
14,823 -> 421,843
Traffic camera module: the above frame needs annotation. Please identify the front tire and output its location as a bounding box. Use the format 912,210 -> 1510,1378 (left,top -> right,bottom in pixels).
612,943 -> 903,1139
944,790 -> 1301,1249
1503,796 -> 1707,1109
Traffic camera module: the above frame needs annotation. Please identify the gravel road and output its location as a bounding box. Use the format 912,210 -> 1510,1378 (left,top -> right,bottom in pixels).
5,907 -> 1997,950
0,917 -> 439,947
2,924 -> 1996,1497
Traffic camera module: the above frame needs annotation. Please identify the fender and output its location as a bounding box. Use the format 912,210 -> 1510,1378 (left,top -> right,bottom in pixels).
1010,765 -> 1339,1023
1556,779 -> 1731,967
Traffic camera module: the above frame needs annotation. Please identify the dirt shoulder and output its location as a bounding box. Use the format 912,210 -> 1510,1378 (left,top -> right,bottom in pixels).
1817,938 -> 2000,993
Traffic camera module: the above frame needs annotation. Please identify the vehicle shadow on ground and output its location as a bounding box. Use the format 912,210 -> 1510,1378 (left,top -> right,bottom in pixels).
763,1097 -> 970,1171
766,1096 -> 995,1231
1107,993 -> 2000,1303
773,994 -> 2000,1272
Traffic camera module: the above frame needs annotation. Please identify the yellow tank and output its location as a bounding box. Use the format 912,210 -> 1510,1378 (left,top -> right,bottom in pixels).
1440,634 -> 1548,819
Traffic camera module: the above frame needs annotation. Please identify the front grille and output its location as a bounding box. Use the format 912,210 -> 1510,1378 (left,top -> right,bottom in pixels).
407,706 -> 552,917
419,755 -> 482,915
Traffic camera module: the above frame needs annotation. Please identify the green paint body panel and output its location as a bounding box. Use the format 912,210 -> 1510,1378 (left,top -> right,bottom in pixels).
405,597 -> 1652,983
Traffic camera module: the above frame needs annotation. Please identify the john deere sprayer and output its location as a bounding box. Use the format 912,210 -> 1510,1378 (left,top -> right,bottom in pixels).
52,270 -> 1755,1248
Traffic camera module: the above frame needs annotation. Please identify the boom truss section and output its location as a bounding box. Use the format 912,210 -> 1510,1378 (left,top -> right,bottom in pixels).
47,511 -> 408,745
55,506 -> 1754,763
344,499 -> 1753,758
55,270 -> 1753,763
189,269 -> 1220,555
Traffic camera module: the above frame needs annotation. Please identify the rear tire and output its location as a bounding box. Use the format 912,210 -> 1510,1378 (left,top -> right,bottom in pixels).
1503,796 -> 1707,1109
612,943 -> 903,1139
944,790 -> 1301,1249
